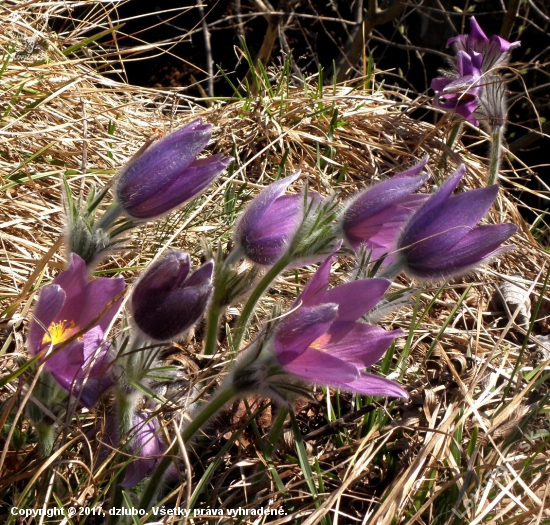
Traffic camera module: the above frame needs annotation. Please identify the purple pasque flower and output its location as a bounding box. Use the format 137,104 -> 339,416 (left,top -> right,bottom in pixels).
131,251 -> 213,341
116,119 -> 231,220
342,157 -> 430,260
121,412 -> 167,488
431,50 -> 483,125
448,17 -> 520,72
271,254 -> 408,398
28,253 -> 124,407
432,17 -> 520,126
396,165 -> 518,280
234,172 -> 305,265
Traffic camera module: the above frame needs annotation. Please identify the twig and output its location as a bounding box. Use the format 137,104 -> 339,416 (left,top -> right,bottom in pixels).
197,2 -> 214,99
508,120 -> 550,153
500,0 -> 521,40
335,0 -> 407,82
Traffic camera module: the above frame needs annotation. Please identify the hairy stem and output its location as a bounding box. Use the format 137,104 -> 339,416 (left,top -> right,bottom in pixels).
96,203 -> 124,231
203,299 -> 222,356
108,390 -> 138,523
488,126 -> 504,186
37,420 -> 56,458
232,254 -> 291,351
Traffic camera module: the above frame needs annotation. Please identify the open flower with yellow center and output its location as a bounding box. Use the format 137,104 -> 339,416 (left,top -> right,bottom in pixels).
269,253 -> 408,398
28,253 -> 125,407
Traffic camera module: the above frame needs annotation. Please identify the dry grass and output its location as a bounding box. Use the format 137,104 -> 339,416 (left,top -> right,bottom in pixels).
1,2 -> 550,524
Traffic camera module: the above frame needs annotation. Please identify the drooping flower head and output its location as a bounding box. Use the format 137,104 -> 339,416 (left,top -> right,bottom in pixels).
28,253 -> 124,407
131,251 -> 213,341
448,17 -> 520,72
431,51 -> 483,125
342,157 -> 430,260
395,165 -> 518,280
269,253 -> 407,397
116,119 -> 231,220
431,17 -> 519,126
234,172 -> 305,265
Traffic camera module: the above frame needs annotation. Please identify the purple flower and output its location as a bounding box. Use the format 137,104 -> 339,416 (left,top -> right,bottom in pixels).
342,157 -> 430,260
131,251 -> 213,341
431,18 -> 519,126
121,413 -> 167,488
271,255 -> 408,398
234,172 -> 306,265
116,119 -> 231,220
431,50 -> 483,125
448,17 -> 520,72
396,165 -> 518,280
28,253 -> 124,407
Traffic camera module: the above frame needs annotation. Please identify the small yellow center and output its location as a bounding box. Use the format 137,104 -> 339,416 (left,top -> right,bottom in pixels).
309,333 -> 331,352
41,320 -> 80,346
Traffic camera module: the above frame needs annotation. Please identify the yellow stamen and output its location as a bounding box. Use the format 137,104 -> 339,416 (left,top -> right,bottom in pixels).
41,320 -> 81,345
309,333 -> 331,352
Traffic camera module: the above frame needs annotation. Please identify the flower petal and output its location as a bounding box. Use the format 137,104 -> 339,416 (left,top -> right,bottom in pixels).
346,372 -> 409,398
315,279 -> 391,341
117,119 -> 212,210
236,172 -> 300,249
241,194 -> 304,265
325,324 -> 403,368
275,304 -> 338,365
402,184 -> 499,262
28,284 -> 65,355
66,275 -> 125,333
407,223 -> 518,278
345,195 -> 428,253
127,154 -> 230,219
283,347 -> 360,384
295,250 -> 336,306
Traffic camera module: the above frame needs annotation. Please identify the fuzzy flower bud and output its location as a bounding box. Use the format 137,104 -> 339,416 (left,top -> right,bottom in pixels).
395,165 -> 518,280
116,119 -> 231,220
131,252 -> 213,341
342,157 -> 429,261
234,172 -> 304,265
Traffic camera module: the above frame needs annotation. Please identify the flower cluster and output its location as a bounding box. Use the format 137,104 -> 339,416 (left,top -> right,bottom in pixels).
28,70 -> 519,499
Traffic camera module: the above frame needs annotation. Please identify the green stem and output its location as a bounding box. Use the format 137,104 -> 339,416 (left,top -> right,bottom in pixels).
203,300 -> 222,356
378,259 -> 404,281
265,406 -> 288,461
437,121 -> 463,172
488,126 -> 503,186
108,390 -> 137,523
138,384 -> 237,510
96,202 -> 123,231
37,420 -> 56,458
232,254 -> 291,351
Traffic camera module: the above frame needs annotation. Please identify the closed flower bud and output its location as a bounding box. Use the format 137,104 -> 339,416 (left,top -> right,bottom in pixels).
396,165 -> 518,280
235,172 -> 303,265
131,252 -> 213,341
116,119 -> 231,220
342,157 -> 429,261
